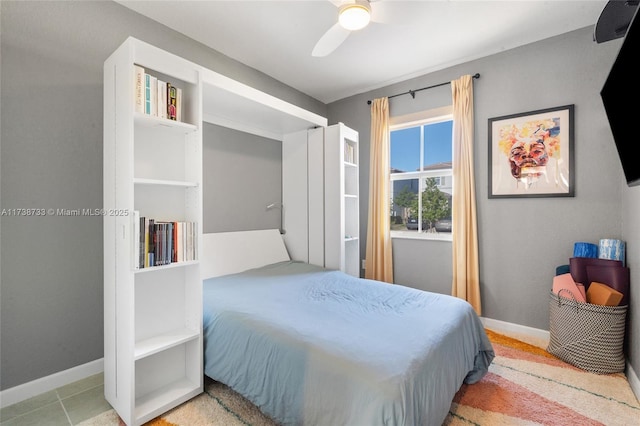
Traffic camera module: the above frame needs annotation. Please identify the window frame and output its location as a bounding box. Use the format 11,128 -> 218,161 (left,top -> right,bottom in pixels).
389,106 -> 453,241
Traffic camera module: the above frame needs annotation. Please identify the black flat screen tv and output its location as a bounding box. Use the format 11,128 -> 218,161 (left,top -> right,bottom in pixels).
601,5 -> 640,187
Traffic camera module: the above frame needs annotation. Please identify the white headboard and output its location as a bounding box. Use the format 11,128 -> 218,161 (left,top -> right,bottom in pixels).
201,229 -> 291,279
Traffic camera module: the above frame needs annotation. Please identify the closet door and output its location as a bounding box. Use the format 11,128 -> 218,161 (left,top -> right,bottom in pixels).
282,130 -> 310,262
307,127 -> 325,267
282,128 -> 324,266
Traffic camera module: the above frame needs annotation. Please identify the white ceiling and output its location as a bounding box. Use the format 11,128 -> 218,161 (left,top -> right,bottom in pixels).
116,0 -> 609,104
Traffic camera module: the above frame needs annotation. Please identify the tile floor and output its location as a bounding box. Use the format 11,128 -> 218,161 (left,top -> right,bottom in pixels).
0,374 -> 112,426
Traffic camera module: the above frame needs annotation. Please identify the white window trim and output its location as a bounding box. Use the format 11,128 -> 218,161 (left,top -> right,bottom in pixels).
389,106 -> 453,242
389,105 -> 452,128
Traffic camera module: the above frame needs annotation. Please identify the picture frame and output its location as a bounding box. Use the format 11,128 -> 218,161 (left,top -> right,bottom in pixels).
488,104 -> 574,198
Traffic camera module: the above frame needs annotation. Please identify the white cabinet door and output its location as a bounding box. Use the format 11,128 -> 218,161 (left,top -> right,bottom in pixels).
282,129 -> 310,263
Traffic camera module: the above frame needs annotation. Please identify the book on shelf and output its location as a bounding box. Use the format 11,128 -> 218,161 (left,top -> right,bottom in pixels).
139,214 -> 145,268
172,221 -> 178,263
154,223 -> 162,266
144,74 -> 158,116
167,83 -> 177,120
144,73 -> 151,115
176,87 -> 182,122
133,216 -> 197,269
136,65 -> 183,122
132,211 -> 140,269
134,65 -> 145,114
186,221 -> 193,262
147,218 -> 155,268
157,80 -> 167,119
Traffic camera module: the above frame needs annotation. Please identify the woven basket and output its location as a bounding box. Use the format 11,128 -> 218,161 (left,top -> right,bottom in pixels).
547,290 -> 627,374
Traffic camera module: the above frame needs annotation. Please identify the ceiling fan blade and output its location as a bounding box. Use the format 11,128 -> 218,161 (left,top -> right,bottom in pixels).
312,22 -> 351,57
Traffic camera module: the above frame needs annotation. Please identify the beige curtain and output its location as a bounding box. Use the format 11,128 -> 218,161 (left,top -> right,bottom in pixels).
365,97 -> 393,283
451,75 -> 481,314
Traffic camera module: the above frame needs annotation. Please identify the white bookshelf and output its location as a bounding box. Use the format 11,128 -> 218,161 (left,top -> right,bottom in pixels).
104,37 -> 327,426
103,38 -> 203,426
325,123 -> 360,277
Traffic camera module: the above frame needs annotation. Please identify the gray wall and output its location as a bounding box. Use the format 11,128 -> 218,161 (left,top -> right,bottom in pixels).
203,123 -> 282,233
0,0 -> 323,391
327,27 -> 638,375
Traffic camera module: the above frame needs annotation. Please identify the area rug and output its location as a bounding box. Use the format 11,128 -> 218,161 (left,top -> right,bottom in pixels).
444,329 -> 640,425
80,329 -> 640,425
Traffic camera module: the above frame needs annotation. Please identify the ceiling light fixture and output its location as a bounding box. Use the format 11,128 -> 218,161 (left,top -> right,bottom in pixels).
338,1 -> 371,31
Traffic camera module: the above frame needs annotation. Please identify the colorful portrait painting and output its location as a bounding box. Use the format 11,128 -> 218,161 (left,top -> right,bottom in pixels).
489,105 -> 574,198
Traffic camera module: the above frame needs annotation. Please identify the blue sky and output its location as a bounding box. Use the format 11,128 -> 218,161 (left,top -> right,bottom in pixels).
390,121 -> 453,172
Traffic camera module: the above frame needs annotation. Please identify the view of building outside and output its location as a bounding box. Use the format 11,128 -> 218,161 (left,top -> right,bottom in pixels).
390,120 -> 453,233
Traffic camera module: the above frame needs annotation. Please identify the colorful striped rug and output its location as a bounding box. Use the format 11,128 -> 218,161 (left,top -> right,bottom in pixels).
444,329 -> 640,425
81,329 -> 640,425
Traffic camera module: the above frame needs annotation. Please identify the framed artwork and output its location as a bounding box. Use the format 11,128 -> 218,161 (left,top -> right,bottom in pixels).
488,104 -> 574,198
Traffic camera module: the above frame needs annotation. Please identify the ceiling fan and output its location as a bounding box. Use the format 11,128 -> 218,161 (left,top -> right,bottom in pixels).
312,0 -> 384,57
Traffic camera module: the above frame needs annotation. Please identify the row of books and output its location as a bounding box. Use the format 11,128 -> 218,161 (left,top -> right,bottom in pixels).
134,65 -> 183,121
133,212 -> 197,269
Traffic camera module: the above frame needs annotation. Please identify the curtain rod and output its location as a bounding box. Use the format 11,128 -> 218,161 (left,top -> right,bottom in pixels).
366,73 -> 480,105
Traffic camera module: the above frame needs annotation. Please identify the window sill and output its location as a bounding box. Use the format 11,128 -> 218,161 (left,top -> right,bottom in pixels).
391,230 -> 452,242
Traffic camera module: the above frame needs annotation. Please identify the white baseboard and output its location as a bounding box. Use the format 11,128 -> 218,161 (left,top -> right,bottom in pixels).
480,316 -> 551,342
0,358 -> 103,409
627,362 -> 640,404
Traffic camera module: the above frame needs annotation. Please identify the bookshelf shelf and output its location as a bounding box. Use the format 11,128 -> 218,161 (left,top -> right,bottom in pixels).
134,178 -> 199,187
134,378 -> 200,425
134,329 -> 200,360
134,112 -> 198,133
133,259 -> 199,273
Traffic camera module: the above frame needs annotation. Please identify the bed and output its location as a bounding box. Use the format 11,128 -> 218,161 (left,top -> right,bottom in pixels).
202,229 -> 494,426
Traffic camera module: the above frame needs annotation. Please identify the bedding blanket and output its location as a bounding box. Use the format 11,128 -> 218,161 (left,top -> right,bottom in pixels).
203,261 -> 494,426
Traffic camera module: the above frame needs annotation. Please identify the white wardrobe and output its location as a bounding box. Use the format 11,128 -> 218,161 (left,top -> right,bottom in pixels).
283,123 -> 360,277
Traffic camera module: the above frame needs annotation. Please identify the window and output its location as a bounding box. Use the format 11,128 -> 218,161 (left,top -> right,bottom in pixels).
389,107 -> 453,240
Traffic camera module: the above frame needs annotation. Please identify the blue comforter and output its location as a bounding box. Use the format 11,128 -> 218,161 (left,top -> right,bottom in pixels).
203,261 -> 494,426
